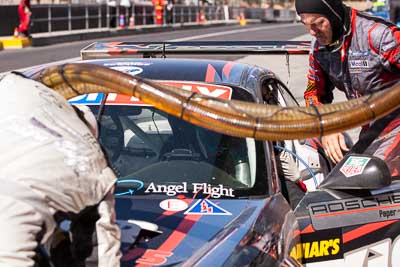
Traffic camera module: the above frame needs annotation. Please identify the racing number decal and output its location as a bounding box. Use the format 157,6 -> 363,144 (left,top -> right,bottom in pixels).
136,249 -> 172,265
343,236 -> 400,266
344,239 -> 390,266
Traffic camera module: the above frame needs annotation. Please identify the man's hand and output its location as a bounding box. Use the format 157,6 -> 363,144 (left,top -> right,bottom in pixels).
279,150 -> 300,182
322,133 -> 349,164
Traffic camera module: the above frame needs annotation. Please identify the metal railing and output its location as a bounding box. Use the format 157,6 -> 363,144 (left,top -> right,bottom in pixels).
29,4 -> 242,34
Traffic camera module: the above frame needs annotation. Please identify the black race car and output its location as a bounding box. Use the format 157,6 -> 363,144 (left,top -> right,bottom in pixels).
24,41 -> 400,267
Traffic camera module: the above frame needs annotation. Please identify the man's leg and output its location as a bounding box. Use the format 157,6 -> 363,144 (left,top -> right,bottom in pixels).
0,195 -> 45,267
17,7 -> 27,34
85,188 -> 121,267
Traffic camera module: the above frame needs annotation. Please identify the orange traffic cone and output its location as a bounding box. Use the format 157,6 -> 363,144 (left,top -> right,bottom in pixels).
239,12 -> 246,26
13,27 -> 19,38
129,16 -> 135,29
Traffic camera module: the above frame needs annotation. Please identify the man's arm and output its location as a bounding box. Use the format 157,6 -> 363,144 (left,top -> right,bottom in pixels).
373,24 -> 400,71
304,51 -> 334,106
304,51 -> 348,164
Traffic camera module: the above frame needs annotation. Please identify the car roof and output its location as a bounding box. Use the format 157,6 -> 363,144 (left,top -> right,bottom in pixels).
76,57 -> 278,104
85,58 -> 251,85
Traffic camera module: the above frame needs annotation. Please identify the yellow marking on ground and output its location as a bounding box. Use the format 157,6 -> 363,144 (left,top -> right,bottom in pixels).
0,37 -> 31,49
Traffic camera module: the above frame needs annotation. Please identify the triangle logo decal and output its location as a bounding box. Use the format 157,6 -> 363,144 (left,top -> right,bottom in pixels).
184,199 -> 232,216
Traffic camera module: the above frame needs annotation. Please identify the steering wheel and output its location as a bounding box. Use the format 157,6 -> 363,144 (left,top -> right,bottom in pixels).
99,114 -> 124,163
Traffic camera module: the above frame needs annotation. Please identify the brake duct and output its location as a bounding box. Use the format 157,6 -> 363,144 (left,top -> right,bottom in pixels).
33,63 -> 400,141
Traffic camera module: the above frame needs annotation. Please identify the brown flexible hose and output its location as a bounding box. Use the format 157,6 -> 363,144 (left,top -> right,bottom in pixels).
33,63 -> 400,140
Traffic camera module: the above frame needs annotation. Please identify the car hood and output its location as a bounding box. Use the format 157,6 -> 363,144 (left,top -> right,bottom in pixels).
116,196 -> 272,267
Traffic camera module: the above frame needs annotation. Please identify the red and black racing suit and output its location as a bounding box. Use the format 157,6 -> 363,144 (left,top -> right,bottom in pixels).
305,8 -> 400,176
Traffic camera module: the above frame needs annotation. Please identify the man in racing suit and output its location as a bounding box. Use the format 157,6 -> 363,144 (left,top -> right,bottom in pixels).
295,0 -> 400,176
0,73 -> 121,266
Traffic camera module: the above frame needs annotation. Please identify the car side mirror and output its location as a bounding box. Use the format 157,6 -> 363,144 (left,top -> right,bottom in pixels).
319,154 -> 391,190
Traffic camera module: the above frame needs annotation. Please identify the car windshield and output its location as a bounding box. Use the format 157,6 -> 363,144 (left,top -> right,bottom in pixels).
78,89 -> 269,199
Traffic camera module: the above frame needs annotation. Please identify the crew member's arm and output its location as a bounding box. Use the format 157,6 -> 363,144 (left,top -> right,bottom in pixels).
373,24 -> 400,71
304,51 -> 348,164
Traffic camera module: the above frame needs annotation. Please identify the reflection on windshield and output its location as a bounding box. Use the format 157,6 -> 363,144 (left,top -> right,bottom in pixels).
88,104 -> 268,198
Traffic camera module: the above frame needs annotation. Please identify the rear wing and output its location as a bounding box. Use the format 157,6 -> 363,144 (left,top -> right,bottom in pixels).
80,41 -> 311,60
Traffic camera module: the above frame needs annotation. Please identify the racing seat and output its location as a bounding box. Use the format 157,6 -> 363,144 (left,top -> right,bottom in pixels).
196,127 -> 252,187
160,115 -> 252,187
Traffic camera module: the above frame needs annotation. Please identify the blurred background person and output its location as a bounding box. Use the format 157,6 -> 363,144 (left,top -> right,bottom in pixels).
166,0 -> 174,24
17,0 -> 31,37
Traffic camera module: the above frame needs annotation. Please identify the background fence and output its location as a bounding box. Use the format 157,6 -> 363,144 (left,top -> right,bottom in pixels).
0,3 -> 297,36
